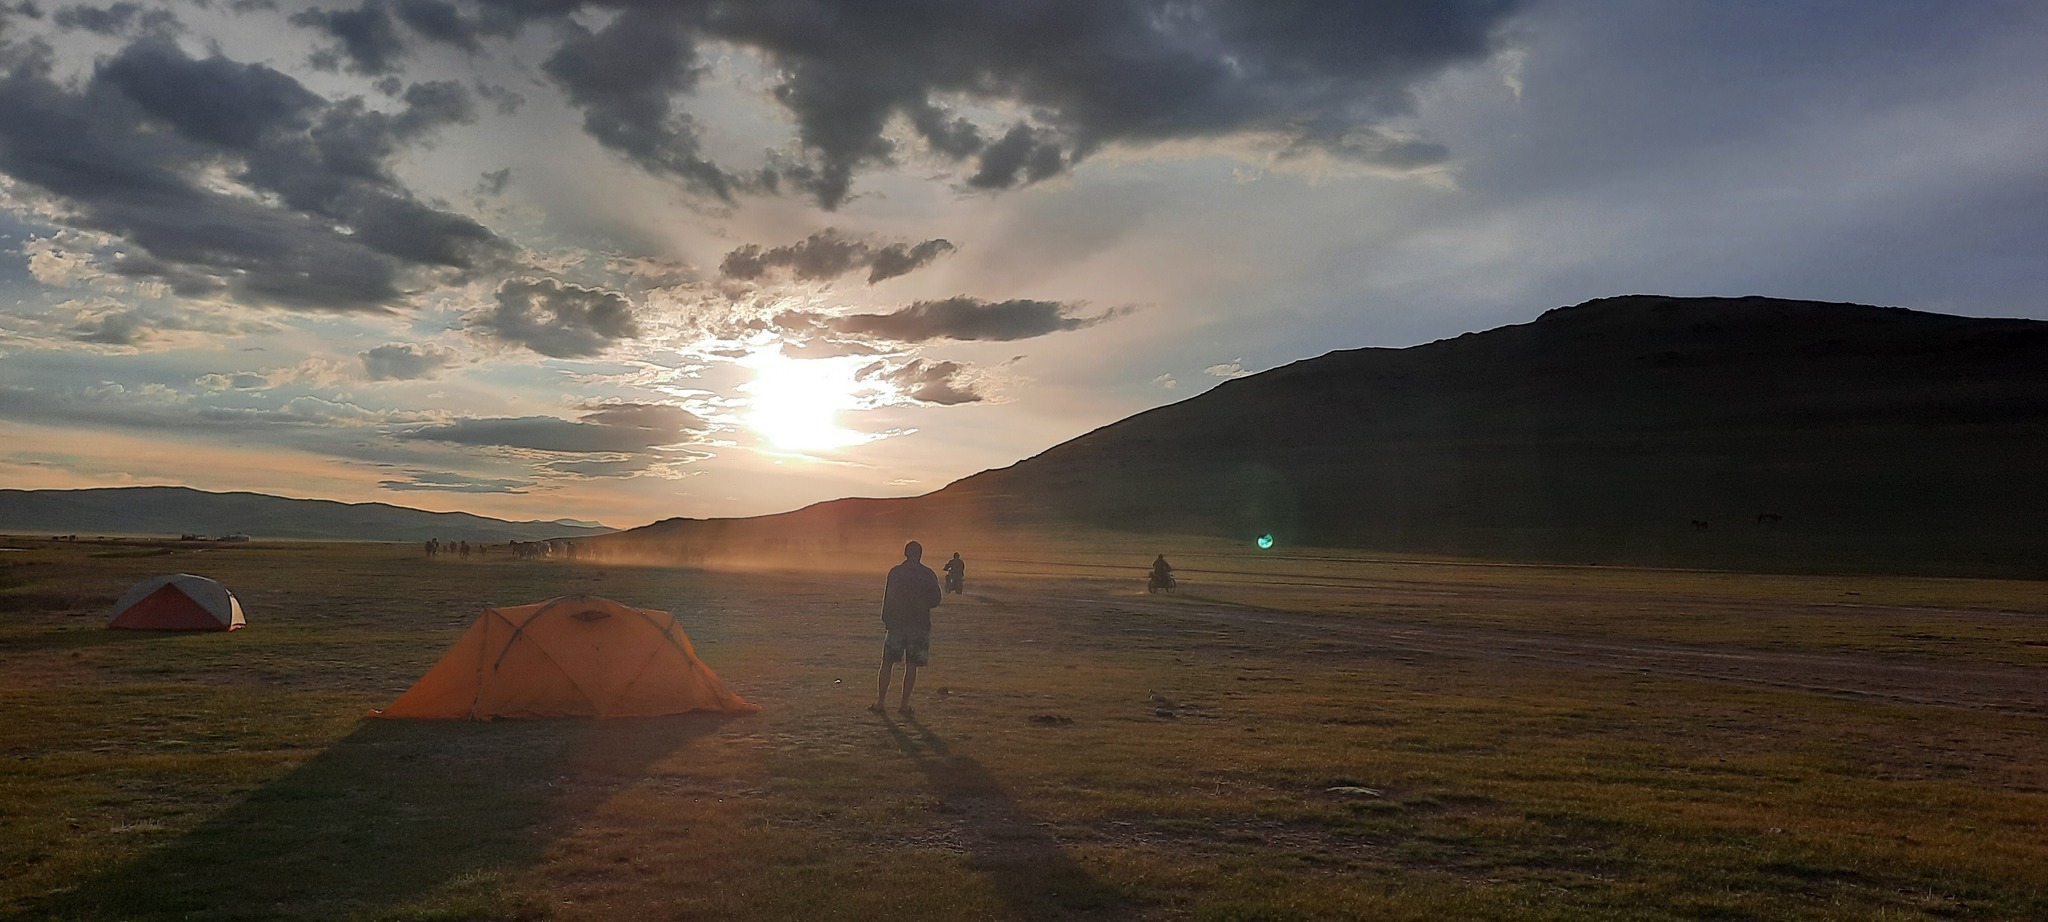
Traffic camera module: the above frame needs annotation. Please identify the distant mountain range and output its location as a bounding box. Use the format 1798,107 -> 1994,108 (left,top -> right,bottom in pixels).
0,486 -> 613,543
16,295 -> 2044,575
602,295 -> 2048,577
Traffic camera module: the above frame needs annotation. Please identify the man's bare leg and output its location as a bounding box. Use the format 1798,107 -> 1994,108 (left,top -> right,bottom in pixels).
899,661 -> 918,713
873,659 -> 894,713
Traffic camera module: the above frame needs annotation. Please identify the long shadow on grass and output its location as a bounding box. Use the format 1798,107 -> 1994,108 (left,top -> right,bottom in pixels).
883,717 -> 1127,918
11,714 -> 734,921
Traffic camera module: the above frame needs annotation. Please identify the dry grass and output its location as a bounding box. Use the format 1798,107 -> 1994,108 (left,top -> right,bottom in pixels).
1,532 -> 2044,920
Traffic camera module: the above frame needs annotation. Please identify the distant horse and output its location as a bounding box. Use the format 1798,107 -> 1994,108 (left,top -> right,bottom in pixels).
1756,512 -> 1783,526
1690,520 -> 1710,531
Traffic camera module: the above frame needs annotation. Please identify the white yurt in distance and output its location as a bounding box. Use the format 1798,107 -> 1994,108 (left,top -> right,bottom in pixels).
107,574 -> 246,631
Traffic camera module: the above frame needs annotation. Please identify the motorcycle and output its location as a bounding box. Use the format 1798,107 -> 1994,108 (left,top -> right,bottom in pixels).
1147,570 -> 1176,593
944,570 -> 963,594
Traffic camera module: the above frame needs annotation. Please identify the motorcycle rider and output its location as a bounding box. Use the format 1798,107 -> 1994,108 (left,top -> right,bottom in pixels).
943,552 -> 965,593
1149,554 -> 1175,592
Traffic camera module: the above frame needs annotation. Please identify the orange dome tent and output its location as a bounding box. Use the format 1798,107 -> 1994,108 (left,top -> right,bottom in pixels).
108,574 -> 246,631
375,595 -> 759,720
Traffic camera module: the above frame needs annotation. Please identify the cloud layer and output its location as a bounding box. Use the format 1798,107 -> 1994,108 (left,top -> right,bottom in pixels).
721,228 -> 955,285
361,342 -> 459,380
805,297 -> 1118,343
399,402 -> 706,453
861,358 -> 983,405
270,1 -> 1522,209
0,36 -> 501,312
469,278 -> 639,358
6,0 -> 2034,535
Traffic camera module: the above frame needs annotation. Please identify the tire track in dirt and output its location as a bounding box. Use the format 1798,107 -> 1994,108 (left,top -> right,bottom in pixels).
1053,593 -> 2048,716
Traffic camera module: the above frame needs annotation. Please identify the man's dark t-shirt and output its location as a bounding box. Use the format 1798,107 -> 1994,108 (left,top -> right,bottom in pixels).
882,560 -> 942,633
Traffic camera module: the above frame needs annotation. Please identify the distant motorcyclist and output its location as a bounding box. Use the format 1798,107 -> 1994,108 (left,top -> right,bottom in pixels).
1148,554 -> 1175,593
943,552 -> 965,594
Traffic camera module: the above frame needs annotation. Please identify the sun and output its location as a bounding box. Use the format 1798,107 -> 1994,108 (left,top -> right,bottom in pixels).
739,348 -> 872,452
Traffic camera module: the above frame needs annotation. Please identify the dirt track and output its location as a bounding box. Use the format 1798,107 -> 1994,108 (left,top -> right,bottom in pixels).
1052,590 -> 2048,716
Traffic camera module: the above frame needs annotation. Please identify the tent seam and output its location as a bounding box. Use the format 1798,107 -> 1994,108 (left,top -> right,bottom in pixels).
495,597 -> 612,717
493,596 -> 582,672
467,607 -> 499,719
625,605 -> 700,664
519,626 -> 608,718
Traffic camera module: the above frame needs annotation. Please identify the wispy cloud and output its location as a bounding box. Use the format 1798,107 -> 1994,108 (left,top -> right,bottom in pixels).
790,297 -> 1127,344
360,342 -> 460,381
378,469 -> 530,493
721,228 -> 955,285
397,402 -> 707,454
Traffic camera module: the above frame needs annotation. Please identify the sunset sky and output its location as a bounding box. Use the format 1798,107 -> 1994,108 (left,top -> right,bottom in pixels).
1,1 -> 2043,527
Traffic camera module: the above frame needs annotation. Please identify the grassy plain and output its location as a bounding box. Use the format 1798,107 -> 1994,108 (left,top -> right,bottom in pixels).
2,533 -> 2045,921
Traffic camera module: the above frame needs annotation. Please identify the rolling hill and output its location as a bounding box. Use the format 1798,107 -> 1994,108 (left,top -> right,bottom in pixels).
0,486 -> 613,543
606,295 -> 2048,577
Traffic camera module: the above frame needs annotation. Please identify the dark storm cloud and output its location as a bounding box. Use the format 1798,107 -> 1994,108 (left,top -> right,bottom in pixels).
392,78 -> 476,130
292,0 -> 528,73
55,2 -> 137,34
865,239 -> 955,284
95,40 -> 321,148
52,2 -> 178,36
392,0 -> 522,51
473,80 -> 524,115
378,470 -> 530,493
906,102 -> 984,159
487,0 -> 1521,209
472,165 -> 511,197
813,296 -> 1117,343
720,229 -> 864,282
859,358 -> 983,405
360,341 -> 458,380
292,1 -> 408,75
398,401 -> 706,453
0,38 -> 505,312
540,6 -> 738,199
102,253 -> 227,298
719,228 -> 954,285
967,123 -> 1066,191
469,277 -> 639,358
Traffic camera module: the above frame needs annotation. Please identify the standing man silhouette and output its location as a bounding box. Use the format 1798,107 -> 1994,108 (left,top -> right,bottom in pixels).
874,540 -> 942,715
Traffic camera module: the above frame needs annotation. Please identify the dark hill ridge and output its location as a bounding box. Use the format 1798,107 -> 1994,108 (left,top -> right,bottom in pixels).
931,294 -> 2048,572
0,486 -> 613,542
612,295 -> 2048,576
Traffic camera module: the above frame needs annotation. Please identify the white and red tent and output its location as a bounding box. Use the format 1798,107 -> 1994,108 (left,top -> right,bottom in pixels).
107,574 -> 246,631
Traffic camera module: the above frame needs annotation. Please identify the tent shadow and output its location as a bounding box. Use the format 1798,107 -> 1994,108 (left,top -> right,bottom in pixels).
11,713 -> 736,921
884,718 -> 1127,917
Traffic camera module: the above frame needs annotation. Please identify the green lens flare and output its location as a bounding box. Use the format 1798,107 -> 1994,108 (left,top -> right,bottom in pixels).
1256,533 -> 1274,549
